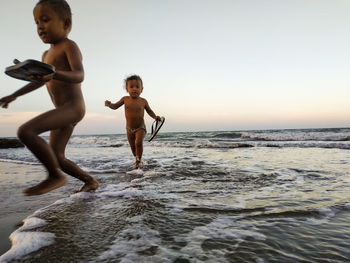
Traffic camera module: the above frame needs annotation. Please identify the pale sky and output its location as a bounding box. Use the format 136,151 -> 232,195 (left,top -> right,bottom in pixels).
0,0 -> 349,136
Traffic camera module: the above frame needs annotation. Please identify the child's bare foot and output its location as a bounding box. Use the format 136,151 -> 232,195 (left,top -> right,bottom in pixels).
73,178 -> 99,194
23,175 -> 67,196
134,158 -> 142,169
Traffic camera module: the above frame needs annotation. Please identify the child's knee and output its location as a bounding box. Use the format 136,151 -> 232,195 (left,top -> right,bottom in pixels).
17,125 -> 31,142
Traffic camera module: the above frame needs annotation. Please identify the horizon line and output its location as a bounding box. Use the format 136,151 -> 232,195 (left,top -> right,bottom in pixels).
1,126 -> 349,138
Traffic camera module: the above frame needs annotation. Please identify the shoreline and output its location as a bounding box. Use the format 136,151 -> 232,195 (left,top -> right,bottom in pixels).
1,126 -> 349,139
0,161 -> 77,256
1,143 -> 350,261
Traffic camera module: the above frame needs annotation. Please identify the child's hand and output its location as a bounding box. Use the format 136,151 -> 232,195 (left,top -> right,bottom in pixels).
0,95 -> 16,108
105,100 -> 111,107
155,116 -> 161,121
28,72 -> 55,83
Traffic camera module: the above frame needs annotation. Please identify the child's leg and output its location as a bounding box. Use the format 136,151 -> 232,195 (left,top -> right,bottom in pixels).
49,125 -> 99,193
134,129 -> 146,168
17,106 -> 83,195
126,131 -> 136,157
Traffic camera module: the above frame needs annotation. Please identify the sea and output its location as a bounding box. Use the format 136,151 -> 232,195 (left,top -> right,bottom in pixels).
0,127 -> 349,263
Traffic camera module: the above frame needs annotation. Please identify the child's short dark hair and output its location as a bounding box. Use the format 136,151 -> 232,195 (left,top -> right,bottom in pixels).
35,0 -> 72,32
124,75 -> 143,90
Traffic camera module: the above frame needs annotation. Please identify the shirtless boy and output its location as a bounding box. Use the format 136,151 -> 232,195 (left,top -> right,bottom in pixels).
0,0 -> 98,195
105,75 -> 161,169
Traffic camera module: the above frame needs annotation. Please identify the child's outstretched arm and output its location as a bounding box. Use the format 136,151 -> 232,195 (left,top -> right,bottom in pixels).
105,97 -> 125,110
0,81 -> 46,108
145,100 -> 161,121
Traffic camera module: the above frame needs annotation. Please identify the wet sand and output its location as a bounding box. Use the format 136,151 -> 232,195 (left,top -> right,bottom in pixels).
0,162 -> 76,255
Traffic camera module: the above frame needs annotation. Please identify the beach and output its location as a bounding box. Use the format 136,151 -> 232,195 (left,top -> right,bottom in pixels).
0,128 -> 350,262
0,161 -> 78,256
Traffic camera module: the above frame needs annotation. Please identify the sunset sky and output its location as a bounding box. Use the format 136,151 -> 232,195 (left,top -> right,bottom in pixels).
0,0 -> 349,136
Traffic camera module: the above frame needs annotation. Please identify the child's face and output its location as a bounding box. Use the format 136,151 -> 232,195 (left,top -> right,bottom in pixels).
126,80 -> 143,99
33,4 -> 69,44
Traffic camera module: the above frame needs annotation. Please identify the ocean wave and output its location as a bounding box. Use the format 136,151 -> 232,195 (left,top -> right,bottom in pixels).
66,129 -> 350,148
0,142 -> 348,171
149,141 -> 350,150
0,158 -> 39,166
85,168 -> 122,174
2,161 -> 350,263
211,132 -> 242,139
69,135 -> 127,147
255,141 -> 350,150
0,217 -> 54,263
241,131 -> 350,142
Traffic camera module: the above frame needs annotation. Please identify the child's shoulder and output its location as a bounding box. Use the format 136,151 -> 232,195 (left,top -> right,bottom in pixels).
122,96 -> 132,103
137,97 -> 148,105
124,96 -> 146,101
63,38 -> 78,46
61,38 -> 81,52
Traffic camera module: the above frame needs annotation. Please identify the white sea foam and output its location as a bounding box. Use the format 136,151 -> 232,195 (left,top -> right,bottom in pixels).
0,217 -> 54,263
126,215 -> 144,223
129,177 -> 148,183
317,207 -> 336,218
96,223 -> 162,263
0,190 -> 100,262
144,171 -> 159,177
85,167 -> 121,174
254,141 -> 350,150
30,192 -> 93,217
168,207 -> 184,213
69,136 -> 125,146
126,169 -> 144,176
305,207 -> 337,225
178,216 -> 265,262
70,191 -> 94,199
305,218 -> 329,225
16,217 -> 47,231
241,130 -> 350,142
0,158 -> 39,166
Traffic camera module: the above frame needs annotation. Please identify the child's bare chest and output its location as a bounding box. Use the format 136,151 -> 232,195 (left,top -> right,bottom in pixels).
44,49 -> 70,70
124,99 -> 145,114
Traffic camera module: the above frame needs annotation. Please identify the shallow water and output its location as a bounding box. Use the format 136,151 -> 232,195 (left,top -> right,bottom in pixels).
0,128 -> 349,262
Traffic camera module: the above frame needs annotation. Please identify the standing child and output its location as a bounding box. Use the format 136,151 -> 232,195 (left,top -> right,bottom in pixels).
105,75 -> 161,169
0,0 -> 98,195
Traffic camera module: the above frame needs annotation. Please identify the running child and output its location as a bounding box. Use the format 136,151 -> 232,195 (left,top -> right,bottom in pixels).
105,75 -> 161,169
0,0 -> 99,195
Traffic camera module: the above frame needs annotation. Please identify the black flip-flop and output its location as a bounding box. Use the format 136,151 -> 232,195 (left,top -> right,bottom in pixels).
147,117 -> 165,142
5,59 -> 55,81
